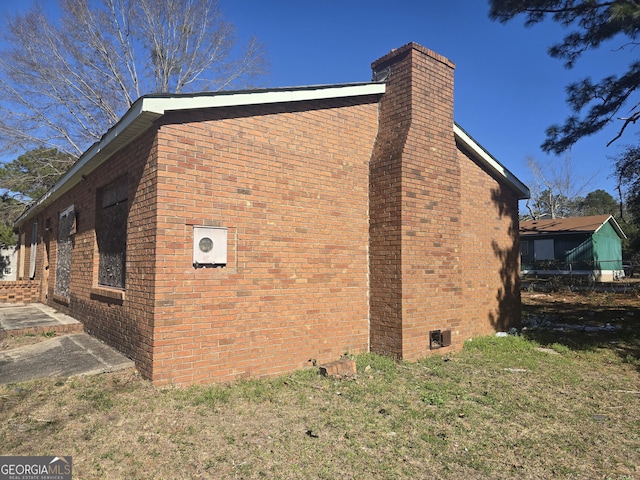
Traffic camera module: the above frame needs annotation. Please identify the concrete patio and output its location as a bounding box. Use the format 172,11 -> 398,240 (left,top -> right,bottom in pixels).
0,303 -> 84,337
0,303 -> 134,384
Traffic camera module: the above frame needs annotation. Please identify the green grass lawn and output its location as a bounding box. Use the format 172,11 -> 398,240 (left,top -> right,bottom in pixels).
1,291 -> 639,479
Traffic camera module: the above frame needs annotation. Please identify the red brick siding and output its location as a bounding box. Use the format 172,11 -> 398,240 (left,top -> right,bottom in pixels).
12,44 -> 524,386
458,148 -> 522,336
370,43 -> 462,360
369,50 -> 409,358
78,130 -> 158,378
0,280 -> 39,303
15,130 -> 159,378
369,43 -> 521,359
400,47 -> 461,361
151,99 -> 379,385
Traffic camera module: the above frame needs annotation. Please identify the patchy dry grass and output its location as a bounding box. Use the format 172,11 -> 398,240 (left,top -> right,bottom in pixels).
0,331 -> 56,350
1,291 -> 639,479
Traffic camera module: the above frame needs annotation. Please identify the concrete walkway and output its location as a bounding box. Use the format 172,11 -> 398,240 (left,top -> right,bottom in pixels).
0,303 -> 84,336
0,303 -> 134,384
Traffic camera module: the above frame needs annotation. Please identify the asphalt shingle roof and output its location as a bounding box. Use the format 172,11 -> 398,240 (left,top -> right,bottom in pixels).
519,214 -> 626,238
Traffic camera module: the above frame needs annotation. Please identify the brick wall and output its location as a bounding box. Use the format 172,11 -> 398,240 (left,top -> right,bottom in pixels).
14,130 -> 159,379
151,98 -> 380,385
0,280 -> 40,303
73,130 -> 158,378
369,49 -> 409,358
13,95 -> 379,385
370,43 -> 462,359
458,148 -> 522,336
369,42 -> 521,359
12,42 -> 523,385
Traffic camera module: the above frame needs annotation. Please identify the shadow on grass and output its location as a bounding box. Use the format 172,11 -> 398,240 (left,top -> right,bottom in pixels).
521,292 -> 640,371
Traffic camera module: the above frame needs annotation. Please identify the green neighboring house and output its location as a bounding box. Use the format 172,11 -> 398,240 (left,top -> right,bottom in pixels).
520,214 -> 627,282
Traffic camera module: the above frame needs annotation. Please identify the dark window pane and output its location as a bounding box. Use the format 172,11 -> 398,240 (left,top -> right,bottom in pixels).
97,179 -> 127,288
55,209 -> 74,298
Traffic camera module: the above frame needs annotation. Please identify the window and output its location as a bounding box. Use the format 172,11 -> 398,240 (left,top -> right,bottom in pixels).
520,240 -> 529,256
534,239 -> 555,261
55,206 -> 75,299
96,178 -> 128,288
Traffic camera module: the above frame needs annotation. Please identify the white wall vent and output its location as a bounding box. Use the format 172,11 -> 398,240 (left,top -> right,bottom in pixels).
193,226 -> 227,268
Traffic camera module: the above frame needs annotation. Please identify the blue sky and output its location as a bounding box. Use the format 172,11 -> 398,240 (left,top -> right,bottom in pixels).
218,0 -> 637,202
1,0 -> 637,204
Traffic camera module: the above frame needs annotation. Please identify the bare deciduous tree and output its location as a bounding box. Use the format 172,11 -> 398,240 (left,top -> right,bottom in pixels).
0,0 -> 267,160
523,155 -> 598,220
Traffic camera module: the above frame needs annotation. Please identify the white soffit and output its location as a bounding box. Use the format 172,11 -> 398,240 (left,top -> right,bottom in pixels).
16,83 -> 386,226
142,83 -> 387,113
454,123 -> 530,200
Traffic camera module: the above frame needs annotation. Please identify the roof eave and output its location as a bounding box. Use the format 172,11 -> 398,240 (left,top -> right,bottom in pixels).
520,215 -> 628,239
453,123 -> 530,200
594,215 -> 627,239
15,83 -> 386,227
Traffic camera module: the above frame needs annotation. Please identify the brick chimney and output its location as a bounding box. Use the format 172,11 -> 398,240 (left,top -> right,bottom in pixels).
369,43 -> 461,360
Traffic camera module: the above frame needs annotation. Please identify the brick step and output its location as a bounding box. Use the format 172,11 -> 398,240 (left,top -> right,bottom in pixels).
0,321 -> 84,340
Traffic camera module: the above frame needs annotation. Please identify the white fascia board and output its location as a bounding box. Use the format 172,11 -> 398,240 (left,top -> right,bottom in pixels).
15,106 -> 164,226
141,83 -> 386,113
16,83 -> 385,226
454,123 -> 530,200
593,215 -> 627,239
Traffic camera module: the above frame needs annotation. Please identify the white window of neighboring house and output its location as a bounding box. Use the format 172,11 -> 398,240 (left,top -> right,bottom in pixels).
534,239 -> 555,261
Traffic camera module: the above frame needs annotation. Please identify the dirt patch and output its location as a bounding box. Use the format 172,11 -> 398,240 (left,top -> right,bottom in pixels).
522,290 -> 640,362
0,332 -> 56,351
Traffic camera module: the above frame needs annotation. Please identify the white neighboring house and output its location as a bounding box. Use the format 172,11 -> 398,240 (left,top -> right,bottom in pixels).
0,246 -> 18,281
